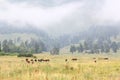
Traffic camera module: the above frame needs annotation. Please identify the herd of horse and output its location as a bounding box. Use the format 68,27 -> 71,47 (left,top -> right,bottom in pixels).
93,57 -> 109,63
25,58 -> 78,64
25,58 -> 50,64
25,57 -> 109,64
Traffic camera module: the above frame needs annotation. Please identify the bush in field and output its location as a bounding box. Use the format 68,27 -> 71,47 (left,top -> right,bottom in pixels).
0,52 -> 8,56
17,53 -> 33,57
0,52 -> 17,56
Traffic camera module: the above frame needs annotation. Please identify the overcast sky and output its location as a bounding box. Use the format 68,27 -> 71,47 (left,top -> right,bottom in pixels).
0,0 -> 120,35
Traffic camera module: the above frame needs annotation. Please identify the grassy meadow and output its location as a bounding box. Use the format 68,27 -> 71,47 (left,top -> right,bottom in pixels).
0,53 -> 120,80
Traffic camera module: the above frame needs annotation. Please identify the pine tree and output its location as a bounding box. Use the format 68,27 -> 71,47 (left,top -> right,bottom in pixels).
111,42 -> 118,53
0,41 -> 1,52
70,45 -> 76,54
78,43 -> 84,53
2,40 -> 9,53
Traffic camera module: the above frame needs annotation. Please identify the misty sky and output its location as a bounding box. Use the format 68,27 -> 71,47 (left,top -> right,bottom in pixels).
0,0 -> 120,35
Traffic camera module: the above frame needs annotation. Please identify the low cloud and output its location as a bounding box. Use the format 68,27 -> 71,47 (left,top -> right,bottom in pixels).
0,0 -> 120,35
96,0 -> 120,25
0,0 -> 82,29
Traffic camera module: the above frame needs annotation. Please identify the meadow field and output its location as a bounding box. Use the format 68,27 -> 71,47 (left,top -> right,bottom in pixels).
0,53 -> 120,80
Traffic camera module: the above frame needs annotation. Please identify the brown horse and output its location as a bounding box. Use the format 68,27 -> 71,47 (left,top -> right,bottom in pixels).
42,59 -> 50,62
65,59 -> 68,62
98,57 -> 109,60
38,59 -> 43,62
26,58 -> 30,63
71,58 -> 78,61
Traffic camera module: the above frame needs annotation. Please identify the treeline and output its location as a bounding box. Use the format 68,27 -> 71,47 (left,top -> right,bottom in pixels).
0,38 -> 46,54
70,39 -> 120,54
58,26 -> 120,48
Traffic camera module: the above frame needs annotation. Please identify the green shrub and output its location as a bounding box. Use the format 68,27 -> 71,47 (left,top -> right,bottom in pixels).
0,52 -> 7,56
0,52 -> 17,56
17,53 -> 33,57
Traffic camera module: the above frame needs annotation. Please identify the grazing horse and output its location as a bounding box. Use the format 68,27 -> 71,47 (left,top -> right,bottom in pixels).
31,59 -> 33,61
27,61 -> 30,63
42,59 -> 50,62
26,58 -> 28,61
94,60 -> 97,63
65,59 -> 68,62
31,61 -> 34,64
38,59 -> 43,62
71,58 -> 77,61
104,58 -> 109,60
98,57 -> 109,60
34,59 -> 37,62
26,58 -> 30,63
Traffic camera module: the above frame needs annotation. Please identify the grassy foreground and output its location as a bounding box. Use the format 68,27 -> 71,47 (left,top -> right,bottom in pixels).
0,53 -> 120,80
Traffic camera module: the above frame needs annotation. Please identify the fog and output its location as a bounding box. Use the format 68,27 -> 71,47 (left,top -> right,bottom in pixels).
0,0 -> 120,35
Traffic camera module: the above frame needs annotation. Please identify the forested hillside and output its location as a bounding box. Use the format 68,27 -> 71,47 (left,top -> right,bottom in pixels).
0,23 -> 120,55
0,23 -> 51,54
66,26 -> 120,54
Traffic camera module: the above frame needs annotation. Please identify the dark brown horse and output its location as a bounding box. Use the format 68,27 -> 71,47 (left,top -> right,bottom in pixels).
65,59 -> 68,62
71,58 -> 78,61
98,57 -> 109,60
26,58 -> 30,63
42,59 -> 50,62
38,59 -> 43,62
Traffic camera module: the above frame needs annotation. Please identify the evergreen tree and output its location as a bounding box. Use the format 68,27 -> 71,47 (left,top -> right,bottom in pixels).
111,42 -> 118,53
93,43 -> 99,53
70,45 -> 76,54
8,39 -> 16,53
77,43 -> 84,53
84,41 -> 89,50
104,42 -> 110,53
2,40 -> 9,53
19,42 -> 27,53
0,41 -> 1,52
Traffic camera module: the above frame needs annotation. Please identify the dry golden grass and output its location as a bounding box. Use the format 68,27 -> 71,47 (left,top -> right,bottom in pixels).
0,53 -> 120,80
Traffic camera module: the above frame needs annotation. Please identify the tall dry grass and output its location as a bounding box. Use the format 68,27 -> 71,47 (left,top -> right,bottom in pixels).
0,53 -> 120,80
